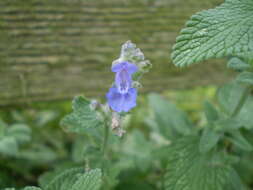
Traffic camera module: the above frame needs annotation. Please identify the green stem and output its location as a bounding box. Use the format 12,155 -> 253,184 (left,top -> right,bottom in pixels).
101,123 -> 110,189
102,123 -> 109,158
231,85 -> 251,117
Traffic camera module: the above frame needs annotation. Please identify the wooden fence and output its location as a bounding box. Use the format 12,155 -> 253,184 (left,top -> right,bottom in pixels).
0,0 -> 233,106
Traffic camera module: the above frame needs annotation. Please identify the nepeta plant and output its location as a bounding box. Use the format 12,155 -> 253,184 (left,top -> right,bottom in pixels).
3,0 -> 253,190
59,41 -> 152,189
2,42 -> 151,190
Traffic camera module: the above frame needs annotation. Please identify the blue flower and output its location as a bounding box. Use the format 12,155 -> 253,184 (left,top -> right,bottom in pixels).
106,61 -> 138,112
106,87 -> 137,112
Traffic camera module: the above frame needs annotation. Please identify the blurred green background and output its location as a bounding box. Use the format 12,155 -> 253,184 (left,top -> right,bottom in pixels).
0,86 -> 218,189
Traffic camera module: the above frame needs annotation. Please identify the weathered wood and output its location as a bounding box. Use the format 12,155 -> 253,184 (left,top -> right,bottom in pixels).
0,0 -> 233,106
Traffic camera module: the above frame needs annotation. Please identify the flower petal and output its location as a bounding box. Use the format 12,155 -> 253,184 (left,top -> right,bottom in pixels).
106,87 -> 124,112
115,69 -> 132,94
111,62 -> 125,73
106,87 -> 137,112
125,62 -> 138,74
121,88 -> 137,112
111,61 -> 138,74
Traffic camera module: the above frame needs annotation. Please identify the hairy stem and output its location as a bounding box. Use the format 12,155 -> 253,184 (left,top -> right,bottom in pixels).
231,85 -> 251,117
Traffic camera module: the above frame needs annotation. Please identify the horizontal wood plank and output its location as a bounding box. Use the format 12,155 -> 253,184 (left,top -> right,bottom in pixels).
0,0 -> 233,106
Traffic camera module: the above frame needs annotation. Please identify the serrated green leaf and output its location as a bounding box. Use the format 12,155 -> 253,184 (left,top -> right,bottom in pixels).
171,0 -> 253,66
199,127 -> 221,153
71,169 -> 102,190
39,170 -> 60,189
39,165 -> 78,189
165,137 -> 232,190
148,94 -> 192,138
236,71 -> 253,85
45,167 -> 84,190
60,96 -> 102,134
7,124 -> 31,144
203,101 -> 219,123
228,131 -> 253,151
23,187 -> 42,190
227,57 -> 251,71
0,137 -> 18,156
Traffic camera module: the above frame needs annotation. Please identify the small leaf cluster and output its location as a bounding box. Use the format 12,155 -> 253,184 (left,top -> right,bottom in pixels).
0,120 -> 31,156
3,168 -> 102,190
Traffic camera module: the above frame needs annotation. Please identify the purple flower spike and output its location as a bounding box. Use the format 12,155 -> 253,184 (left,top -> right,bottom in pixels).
106,87 -> 137,112
107,61 -> 138,112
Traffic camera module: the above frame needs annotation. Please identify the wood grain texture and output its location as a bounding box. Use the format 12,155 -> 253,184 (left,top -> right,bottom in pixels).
0,0 -> 233,106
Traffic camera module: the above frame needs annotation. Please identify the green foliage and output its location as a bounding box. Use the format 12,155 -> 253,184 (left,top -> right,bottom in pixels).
3,168 -> 101,190
39,166 -> 82,190
217,82 -> 253,129
147,93 -> 193,138
217,82 -> 244,115
43,168 -> 101,190
0,137 -> 18,156
229,169 -> 246,190
169,0 -> 253,187
1,85 -> 253,189
71,169 -> 102,190
60,96 -> 102,134
227,57 -> 251,71
203,101 -> 219,123
19,144 -> 58,163
165,137 -> 233,190
23,187 -> 42,190
0,122 -> 31,156
171,0 -> 253,66
236,72 -> 253,85
199,127 -> 221,153
120,130 -> 153,172
227,131 -> 253,152
6,124 -> 31,144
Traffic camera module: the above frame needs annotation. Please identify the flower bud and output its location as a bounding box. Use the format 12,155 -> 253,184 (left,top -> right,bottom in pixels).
116,128 -> 126,137
111,112 -> 121,129
132,81 -> 142,89
89,99 -> 100,110
138,60 -> 152,72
